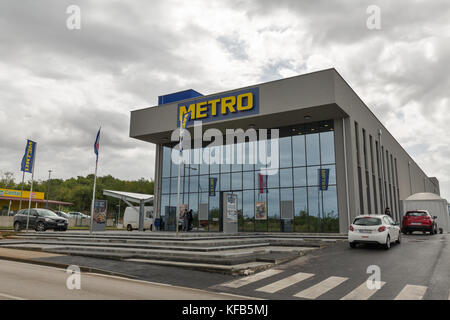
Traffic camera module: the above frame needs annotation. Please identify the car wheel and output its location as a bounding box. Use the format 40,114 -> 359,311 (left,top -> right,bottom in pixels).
36,222 -> 45,232
14,222 -> 21,232
349,242 -> 356,249
127,224 -> 132,231
396,232 -> 401,244
384,235 -> 391,250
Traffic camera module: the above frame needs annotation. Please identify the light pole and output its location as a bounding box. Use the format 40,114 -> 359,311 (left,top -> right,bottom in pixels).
46,170 -> 52,209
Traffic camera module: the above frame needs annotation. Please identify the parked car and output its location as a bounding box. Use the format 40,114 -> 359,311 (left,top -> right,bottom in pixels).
348,214 -> 401,250
402,210 -> 438,235
123,206 -> 154,231
14,208 -> 68,232
67,211 -> 89,219
54,211 -> 70,219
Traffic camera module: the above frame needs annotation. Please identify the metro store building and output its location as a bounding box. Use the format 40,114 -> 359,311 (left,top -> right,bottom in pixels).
130,69 -> 440,233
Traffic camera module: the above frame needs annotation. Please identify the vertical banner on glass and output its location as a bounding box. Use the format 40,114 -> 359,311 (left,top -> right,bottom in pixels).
318,168 -> 330,191
92,199 -> 107,231
209,177 -> 217,197
225,194 -> 237,223
255,201 -> 267,220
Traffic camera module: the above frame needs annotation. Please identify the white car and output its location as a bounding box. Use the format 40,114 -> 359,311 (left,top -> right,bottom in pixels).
348,214 -> 401,250
67,212 -> 89,219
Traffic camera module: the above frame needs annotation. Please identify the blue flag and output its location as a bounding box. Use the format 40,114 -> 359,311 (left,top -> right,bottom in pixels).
20,140 -> 37,173
94,127 -> 101,163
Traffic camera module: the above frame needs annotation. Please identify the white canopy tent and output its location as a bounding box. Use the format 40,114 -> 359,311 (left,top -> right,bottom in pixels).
401,192 -> 449,233
103,190 -> 153,231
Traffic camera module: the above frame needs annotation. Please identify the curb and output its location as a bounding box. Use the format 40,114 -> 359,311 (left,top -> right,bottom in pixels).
0,255 -> 139,280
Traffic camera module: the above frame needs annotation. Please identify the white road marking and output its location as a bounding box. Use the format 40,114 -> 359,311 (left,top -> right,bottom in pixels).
221,269 -> 283,288
294,276 -> 348,299
0,292 -> 27,300
255,272 -> 314,294
394,285 -> 428,300
340,281 -> 386,300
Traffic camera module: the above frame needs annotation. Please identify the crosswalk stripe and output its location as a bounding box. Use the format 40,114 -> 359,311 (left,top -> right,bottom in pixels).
294,276 -> 348,299
394,285 -> 427,300
340,281 -> 386,300
255,272 -> 314,294
221,269 -> 283,288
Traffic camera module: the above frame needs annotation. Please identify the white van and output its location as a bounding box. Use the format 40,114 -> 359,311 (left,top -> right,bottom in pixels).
123,206 -> 154,231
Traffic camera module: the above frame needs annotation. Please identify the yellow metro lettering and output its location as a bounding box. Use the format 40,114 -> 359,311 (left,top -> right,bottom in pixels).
196,101 -> 208,119
236,93 -> 253,111
221,96 -> 236,114
209,99 -> 220,116
179,104 -> 196,121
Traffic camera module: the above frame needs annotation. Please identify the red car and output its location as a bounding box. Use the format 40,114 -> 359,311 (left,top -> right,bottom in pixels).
402,210 -> 438,235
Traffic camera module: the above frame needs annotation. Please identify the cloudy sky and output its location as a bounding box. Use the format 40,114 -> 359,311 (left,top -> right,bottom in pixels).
0,0 -> 449,200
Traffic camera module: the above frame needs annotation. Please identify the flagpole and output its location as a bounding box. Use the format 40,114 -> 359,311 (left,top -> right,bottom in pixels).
89,160 -> 98,234
90,127 -> 101,234
19,171 -> 25,211
25,143 -> 37,233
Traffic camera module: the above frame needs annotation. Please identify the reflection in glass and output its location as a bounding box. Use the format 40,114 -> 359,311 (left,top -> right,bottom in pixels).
320,131 -> 335,164
161,178 -> 170,194
322,186 -> 339,232
189,193 -> 198,230
306,133 -> 320,166
268,189 -> 280,232
292,135 -> 306,166
242,190 -> 254,232
162,147 -> 171,178
221,173 -> 230,191
254,190 -> 267,232
293,167 -> 307,187
307,166 -> 321,187
209,193 -> 219,231
243,171 -> 254,190
280,188 -> 294,232
308,187 -> 322,233
279,136 -> 292,168
231,172 -> 242,190
294,187 -> 308,232
280,168 -> 293,188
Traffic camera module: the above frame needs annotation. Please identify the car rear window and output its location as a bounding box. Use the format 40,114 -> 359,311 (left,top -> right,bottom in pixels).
406,211 -> 428,217
353,217 -> 382,226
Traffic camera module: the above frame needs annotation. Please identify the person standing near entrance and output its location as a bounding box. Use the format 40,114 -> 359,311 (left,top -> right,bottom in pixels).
187,209 -> 193,231
182,208 -> 188,231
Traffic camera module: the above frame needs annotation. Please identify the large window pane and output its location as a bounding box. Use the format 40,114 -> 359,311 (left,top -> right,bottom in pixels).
294,187 -> 308,232
308,187 -> 322,232
243,171 -> 254,190
254,190 -> 267,232
221,173 -> 230,191
279,136 -> 292,168
242,190 -> 254,232
320,131 -> 335,164
322,186 -> 339,233
280,188 -> 294,232
306,133 -> 320,166
221,144 -> 231,173
189,175 -> 199,193
267,171 -> 279,188
161,178 -> 170,194
200,147 -> 209,175
280,168 -> 293,188
307,166 -> 321,187
231,172 -> 242,190
170,177 -> 178,194
232,143 -> 243,172
293,167 -> 307,187
268,189 -> 280,232
243,141 -> 255,171
162,147 -> 171,178
292,135 -> 306,166
210,146 -> 220,174
199,175 -> 209,193
209,193 -> 220,231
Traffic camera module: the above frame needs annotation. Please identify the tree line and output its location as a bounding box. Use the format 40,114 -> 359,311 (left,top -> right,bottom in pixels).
0,171 -> 154,215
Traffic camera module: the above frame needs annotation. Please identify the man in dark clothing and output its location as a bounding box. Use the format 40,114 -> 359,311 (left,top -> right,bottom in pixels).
187,209 -> 193,231
384,207 -> 391,217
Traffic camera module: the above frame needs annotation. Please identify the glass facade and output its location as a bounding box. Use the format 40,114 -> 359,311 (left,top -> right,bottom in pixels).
159,120 -> 339,233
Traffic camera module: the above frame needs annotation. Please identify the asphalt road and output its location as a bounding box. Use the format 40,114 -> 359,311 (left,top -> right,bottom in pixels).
1,233 -> 449,300
0,259 -> 249,300
212,233 -> 450,300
